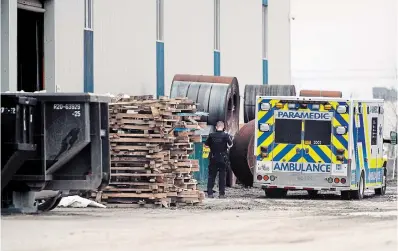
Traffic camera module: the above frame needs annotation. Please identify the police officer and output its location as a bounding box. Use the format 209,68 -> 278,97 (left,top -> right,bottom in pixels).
204,121 -> 233,198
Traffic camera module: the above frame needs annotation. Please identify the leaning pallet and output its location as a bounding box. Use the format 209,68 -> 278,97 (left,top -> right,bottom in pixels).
96,95 -> 207,208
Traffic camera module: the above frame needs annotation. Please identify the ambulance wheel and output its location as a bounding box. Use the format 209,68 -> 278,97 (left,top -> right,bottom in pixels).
375,168 -> 387,196
307,190 -> 319,199
265,188 -> 287,198
350,172 -> 365,200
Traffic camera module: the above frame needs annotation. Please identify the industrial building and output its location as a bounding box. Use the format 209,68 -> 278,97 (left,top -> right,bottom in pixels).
1,0 -> 397,99
2,1 -> 398,249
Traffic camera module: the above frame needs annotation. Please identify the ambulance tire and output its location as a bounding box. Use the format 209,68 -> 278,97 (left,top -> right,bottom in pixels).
350,172 -> 365,200
307,190 -> 319,199
265,188 -> 287,198
375,167 -> 387,196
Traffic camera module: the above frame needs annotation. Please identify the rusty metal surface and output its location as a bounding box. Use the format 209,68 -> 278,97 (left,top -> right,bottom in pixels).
247,134 -> 255,175
172,74 -> 236,85
299,90 -> 342,98
229,120 -> 255,187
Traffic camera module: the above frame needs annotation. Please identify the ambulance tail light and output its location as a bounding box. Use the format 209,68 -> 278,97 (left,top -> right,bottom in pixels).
324,104 -> 332,110
257,175 -> 263,181
312,104 -> 320,110
263,175 -> 269,181
336,126 -> 347,135
336,155 -> 344,161
337,105 -> 347,114
270,175 -> 276,181
260,103 -> 271,111
276,103 -> 284,109
299,103 -> 308,109
334,178 -> 340,183
341,178 -> 346,184
259,123 -> 270,132
261,146 -> 268,157
337,149 -> 345,154
288,103 -> 297,109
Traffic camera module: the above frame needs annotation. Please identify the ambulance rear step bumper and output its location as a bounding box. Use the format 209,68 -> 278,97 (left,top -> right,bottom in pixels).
260,185 -> 352,191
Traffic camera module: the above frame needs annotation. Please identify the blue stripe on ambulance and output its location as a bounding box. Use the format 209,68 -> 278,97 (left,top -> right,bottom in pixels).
257,99 -> 273,124
311,145 -> 331,163
303,153 -> 316,163
357,103 -> 369,183
273,145 -> 295,161
257,126 -> 273,147
289,152 -> 302,162
352,112 -> 360,185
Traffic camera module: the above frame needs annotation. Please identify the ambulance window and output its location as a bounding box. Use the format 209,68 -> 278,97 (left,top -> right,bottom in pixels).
274,119 -> 302,144
304,120 -> 332,145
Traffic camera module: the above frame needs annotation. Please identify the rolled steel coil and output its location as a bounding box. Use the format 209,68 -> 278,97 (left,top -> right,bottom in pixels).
229,120 -> 255,187
171,74 -> 240,135
299,89 -> 342,98
244,85 -> 296,123
247,134 -> 255,176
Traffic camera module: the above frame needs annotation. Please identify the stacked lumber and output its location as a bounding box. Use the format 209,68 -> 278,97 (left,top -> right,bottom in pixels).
99,95 -> 206,207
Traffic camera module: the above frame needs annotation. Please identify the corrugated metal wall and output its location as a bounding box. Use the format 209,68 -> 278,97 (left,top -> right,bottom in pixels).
93,0 -> 156,95
220,0 -> 262,123
55,0 -> 84,92
267,0 -> 291,86
164,0 -> 213,96
16,0 -> 395,101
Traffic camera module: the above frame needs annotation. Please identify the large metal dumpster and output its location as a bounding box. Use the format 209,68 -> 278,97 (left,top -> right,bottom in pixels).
1,92 -> 111,213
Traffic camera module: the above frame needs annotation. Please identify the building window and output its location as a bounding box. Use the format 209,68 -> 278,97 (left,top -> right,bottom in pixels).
214,0 -> 220,51
156,0 -> 164,41
262,4 -> 268,59
85,0 -> 93,30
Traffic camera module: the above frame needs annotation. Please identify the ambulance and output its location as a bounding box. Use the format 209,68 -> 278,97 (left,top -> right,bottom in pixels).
253,96 -> 397,200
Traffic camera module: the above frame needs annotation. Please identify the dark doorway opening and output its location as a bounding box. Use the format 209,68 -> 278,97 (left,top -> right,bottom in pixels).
17,9 -> 44,92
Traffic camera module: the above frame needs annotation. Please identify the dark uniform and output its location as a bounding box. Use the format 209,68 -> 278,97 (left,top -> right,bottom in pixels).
205,130 -> 233,197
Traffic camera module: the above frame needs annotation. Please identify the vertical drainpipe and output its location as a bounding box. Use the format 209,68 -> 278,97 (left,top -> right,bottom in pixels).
84,0 -> 94,93
214,0 -> 220,76
262,0 -> 268,84
156,0 -> 165,98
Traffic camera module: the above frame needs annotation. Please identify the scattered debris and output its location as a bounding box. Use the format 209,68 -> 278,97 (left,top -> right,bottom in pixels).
58,196 -> 106,208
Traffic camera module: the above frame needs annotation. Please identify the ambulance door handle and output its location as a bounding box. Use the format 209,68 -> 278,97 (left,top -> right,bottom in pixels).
305,148 -> 309,154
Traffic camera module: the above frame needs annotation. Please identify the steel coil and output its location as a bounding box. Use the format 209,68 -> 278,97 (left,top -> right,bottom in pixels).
171,74 -> 240,135
247,134 -> 255,175
229,120 -> 255,187
244,85 -> 296,123
299,89 -> 342,98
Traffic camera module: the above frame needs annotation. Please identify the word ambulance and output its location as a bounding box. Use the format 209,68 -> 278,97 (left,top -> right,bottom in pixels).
254,96 -> 397,200
274,162 -> 331,173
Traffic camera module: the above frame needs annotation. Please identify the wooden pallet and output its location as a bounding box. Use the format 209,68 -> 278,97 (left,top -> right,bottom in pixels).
99,95 -> 207,208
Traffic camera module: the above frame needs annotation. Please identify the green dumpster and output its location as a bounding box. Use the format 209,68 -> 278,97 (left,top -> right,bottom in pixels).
191,139 -> 209,188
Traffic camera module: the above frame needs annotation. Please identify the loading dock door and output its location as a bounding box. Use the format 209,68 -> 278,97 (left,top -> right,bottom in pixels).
17,0 -> 45,92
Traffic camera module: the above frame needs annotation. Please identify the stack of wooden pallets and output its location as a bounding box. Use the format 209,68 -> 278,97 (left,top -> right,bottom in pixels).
96,95 -> 206,207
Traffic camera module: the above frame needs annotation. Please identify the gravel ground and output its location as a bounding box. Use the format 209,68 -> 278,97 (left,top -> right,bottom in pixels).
2,181 -> 397,251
